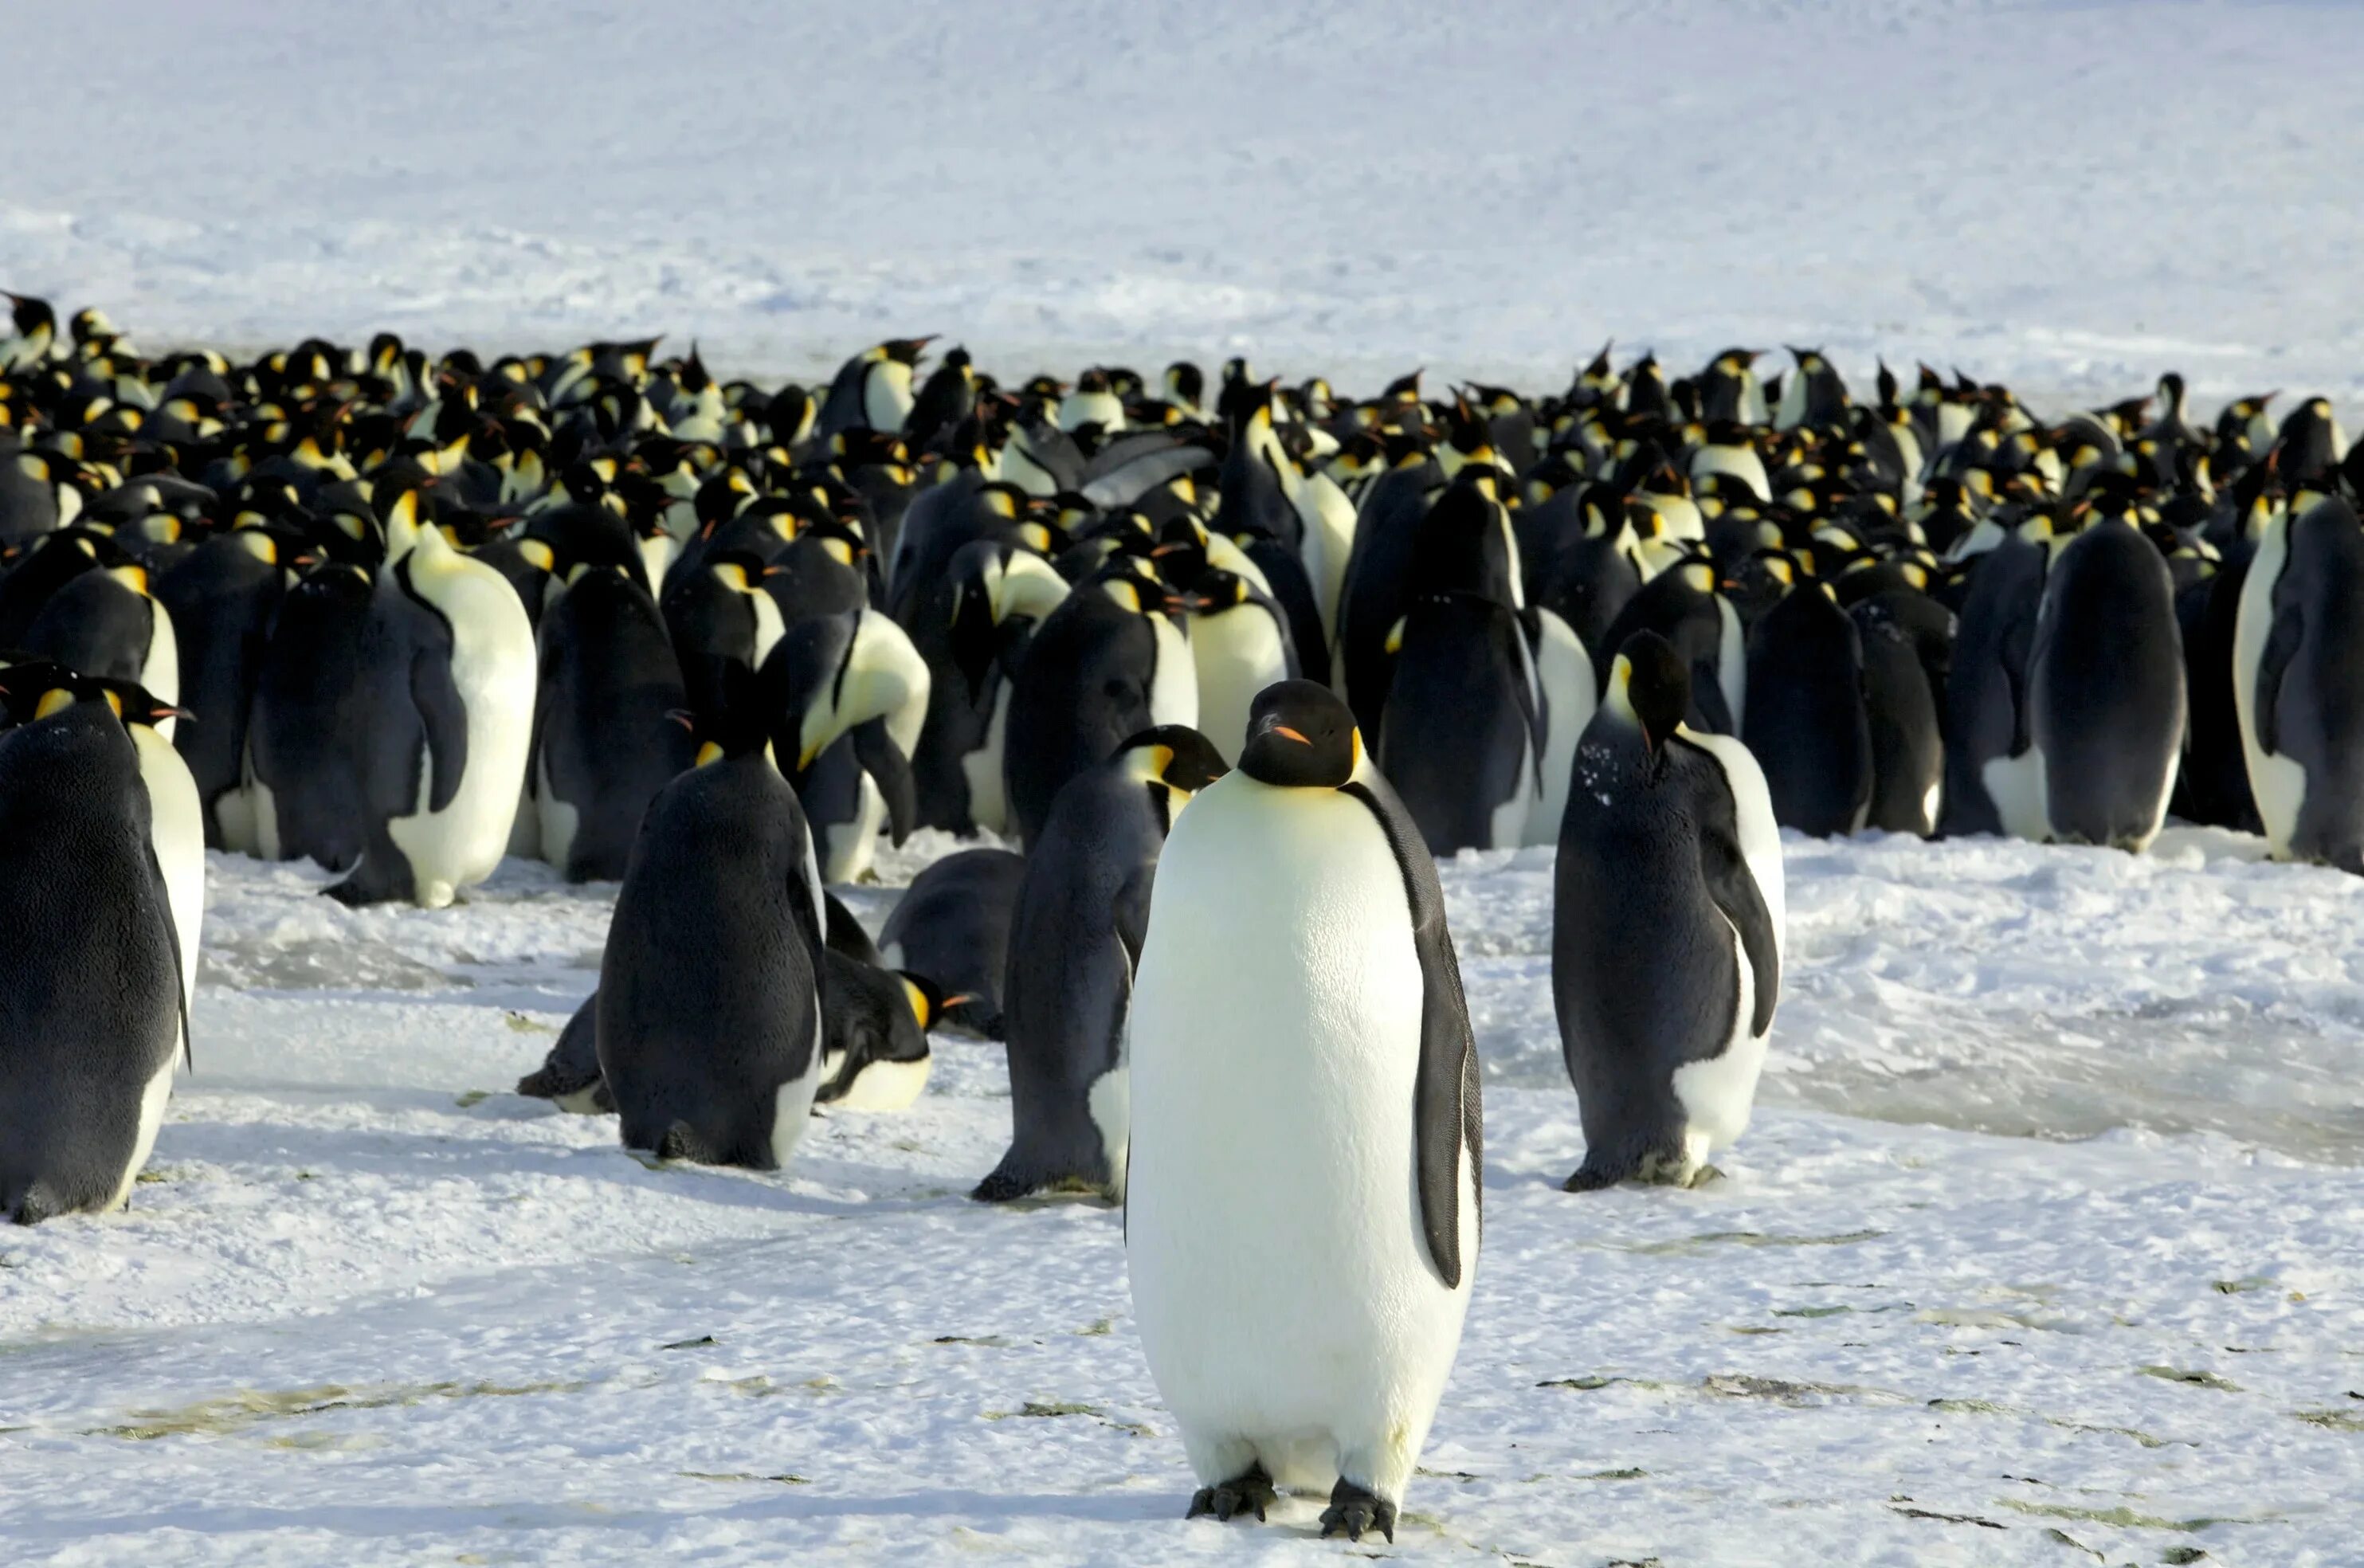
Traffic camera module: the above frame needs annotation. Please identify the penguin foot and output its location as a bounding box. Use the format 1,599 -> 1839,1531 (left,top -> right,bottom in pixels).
1186,1463 -> 1274,1523
1319,1479 -> 1395,1543
969,1165 -> 1040,1204
1686,1163 -> 1727,1189
1561,1161 -> 1629,1193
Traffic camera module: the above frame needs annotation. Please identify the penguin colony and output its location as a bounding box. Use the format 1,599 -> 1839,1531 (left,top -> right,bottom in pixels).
4,288 -> 2360,1535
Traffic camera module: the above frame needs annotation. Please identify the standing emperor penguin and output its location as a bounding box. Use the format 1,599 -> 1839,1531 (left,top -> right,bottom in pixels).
1127,680 -> 1481,1543
0,668 -> 186,1223
21,558 -> 180,739
1182,568 -> 1297,762
331,515 -> 537,907
532,563 -> 694,881
2027,512 -> 2186,850
598,673 -> 828,1170
2235,496 -> 2364,871
1554,633 -> 1783,1190
773,606 -> 931,884
975,726 -> 1227,1202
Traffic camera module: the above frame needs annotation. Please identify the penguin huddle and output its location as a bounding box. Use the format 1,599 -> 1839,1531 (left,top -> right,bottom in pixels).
10,295 -> 2364,1535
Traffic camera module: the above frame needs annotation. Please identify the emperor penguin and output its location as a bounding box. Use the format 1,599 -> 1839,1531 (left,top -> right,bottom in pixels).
2026,511 -> 2186,850
815,337 -> 931,441
1741,580 -> 1875,836
772,606 -> 931,884
1127,680 -> 1481,1543
153,527 -> 292,850
1939,521 -> 2052,840
1594,555 -> 1747,734
1182,568 -> 1297,762
1553,633 -> 1783,1190
814,955 -> 956,1112
877,846 -> 1027,1039
531,563 -> 695,881
2234,496 -> 2364,871
328,514 -> 537,907
245,560 -> 377,872
0,667 -> 186,1223
20,558 -> 180,739
908,539 -> 1068,836
1002,565 -> 1194,847
975,726 -> 1226,1203
598,671 -> 828,1170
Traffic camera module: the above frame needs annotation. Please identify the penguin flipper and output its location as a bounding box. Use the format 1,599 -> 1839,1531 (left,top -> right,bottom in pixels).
2255,605 -> 2304,756
145,841 -> 192,1071
851,718 -> 918,845
1343,777 -> 1481,1289
1690,773 -> 1781,1039
410,641 -> 470,813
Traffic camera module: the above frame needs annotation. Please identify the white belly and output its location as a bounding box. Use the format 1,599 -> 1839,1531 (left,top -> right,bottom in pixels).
1983,746 -> 2052,842
819,773 -> 885,883
110,1052 -> 179,1213
1147,613 -> 1198,730
2233,519 -> 2302,855
139,603 -> 179,743
1669,923 -> 1766,1170
1189,606 -> 1291,764
960,684 -> 1012,834
828,1053 -> 931,1111
769,994 -> 826,1166
1126,774 -> 1472,1499
387,578 -> 537,907
535,751 -> 578,872
131,726 -> 205,1013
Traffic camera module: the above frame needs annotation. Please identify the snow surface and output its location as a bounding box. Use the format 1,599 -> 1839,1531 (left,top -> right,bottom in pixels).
5,833 -> 2364,1566
6,0 -> 2364,414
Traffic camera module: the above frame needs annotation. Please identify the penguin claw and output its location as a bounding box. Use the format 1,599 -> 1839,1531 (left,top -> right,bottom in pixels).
1186,1464 -> 1273,1523
1319,1480 -> 1394,1543
1687,1163 -> 1727,1189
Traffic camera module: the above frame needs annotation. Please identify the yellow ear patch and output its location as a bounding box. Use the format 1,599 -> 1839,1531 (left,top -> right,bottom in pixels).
900,978 -> 932,1029
696,741 -> 724,767
518,540 -> 556,571
35,688 -> 76,719
103,690 -> 123,717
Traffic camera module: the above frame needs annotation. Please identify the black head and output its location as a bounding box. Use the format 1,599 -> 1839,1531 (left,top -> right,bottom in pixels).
1116,723 -> 1229,796
0,661 -> 180,731
1238,680 -> 1360,789
1608,631 -> 1689,753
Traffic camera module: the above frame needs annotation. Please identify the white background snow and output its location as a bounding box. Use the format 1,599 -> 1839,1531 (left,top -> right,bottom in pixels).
6,1 -> 2364,1562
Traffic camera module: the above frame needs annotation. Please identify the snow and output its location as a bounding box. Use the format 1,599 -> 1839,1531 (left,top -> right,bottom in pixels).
10,0 -> 2364,1559
7,1 -> 2364,415
6,833 -> 2364,1566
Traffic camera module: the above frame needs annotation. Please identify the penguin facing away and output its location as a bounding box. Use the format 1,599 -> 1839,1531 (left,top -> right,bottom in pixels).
2026,515 -> 2186,851
878,846 -> 1027,1039
1127,680 -> 1480,1543
0,666 -> 186,1223
596,676 -> 828,1170
976,725 -> 1227,1204
1741,581 -> 1875,837
1554,633 -> 1783,1190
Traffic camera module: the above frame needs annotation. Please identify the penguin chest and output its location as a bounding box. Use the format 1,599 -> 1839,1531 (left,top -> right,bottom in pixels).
1127,781 -> 1460,1444
959,680 -> 1013,833
1188,608 -> 1289,763
388,568 -> 537,900
1146,614 -> 1198,730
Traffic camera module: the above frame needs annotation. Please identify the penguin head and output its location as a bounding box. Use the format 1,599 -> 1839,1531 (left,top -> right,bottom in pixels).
0,661 -> 182,731
1605,632 -> 1689,755
1239,680 -> 1361,790
1115,723 -> 1229,801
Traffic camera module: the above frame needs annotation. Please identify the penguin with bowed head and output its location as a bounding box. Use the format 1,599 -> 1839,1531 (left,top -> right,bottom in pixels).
974,725 -> 1226,1203
597,661 -> 828,1170
328,499 -> 537,907
2235,495 -> 2364,872
1126,680 -> 1481,1543
1554,631 -> 1783,1190
879,846 -> 1026,1039
0,664 -> 187,1223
